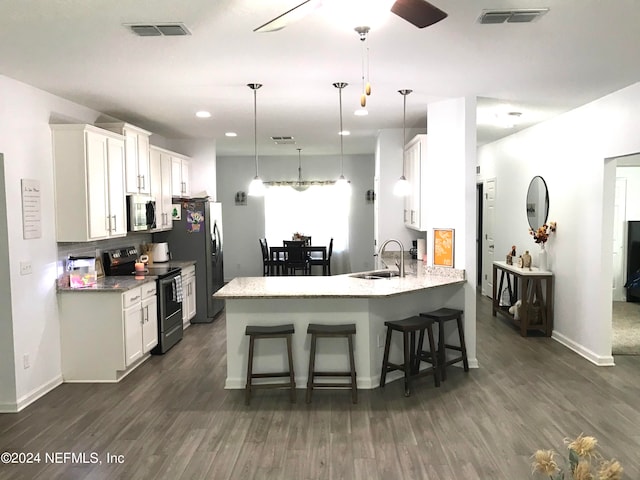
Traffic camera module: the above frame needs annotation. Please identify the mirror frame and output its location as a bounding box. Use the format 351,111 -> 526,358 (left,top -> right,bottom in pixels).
526,176 -> 549,230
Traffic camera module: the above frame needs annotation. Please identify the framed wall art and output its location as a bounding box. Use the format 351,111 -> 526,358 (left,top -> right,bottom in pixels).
433,228 -> 455,267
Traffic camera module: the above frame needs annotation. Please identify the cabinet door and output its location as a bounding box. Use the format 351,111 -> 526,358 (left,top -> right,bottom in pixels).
186,276 -> 197,320
180,159 -> 191,197
137,133 -> 151,195
171,157 -> 183,197
160,152 -> 173,228
142,295 -> 158,353
107,137 -> 127,237
124,131 -> 140,194
85,131 -> 109,239
124,304 -> 143,367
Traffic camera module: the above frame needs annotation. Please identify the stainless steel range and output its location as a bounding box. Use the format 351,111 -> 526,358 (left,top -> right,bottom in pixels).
103,246 -> 183,354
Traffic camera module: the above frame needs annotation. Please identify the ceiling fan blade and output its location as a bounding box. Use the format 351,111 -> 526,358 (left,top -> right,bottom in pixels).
390,0 -> 447,28
254,0 -> 322,33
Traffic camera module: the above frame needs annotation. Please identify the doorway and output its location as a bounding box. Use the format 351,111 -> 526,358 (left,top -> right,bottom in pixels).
476,183 -> 483,288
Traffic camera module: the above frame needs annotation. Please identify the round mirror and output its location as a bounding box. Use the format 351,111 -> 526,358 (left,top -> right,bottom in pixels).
526,176 -> 549,230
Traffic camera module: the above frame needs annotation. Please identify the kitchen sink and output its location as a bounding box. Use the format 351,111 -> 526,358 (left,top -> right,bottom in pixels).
350,270 -> 400,280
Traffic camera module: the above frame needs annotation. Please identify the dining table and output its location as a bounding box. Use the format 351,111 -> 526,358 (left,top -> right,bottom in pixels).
269,244 -> 328,276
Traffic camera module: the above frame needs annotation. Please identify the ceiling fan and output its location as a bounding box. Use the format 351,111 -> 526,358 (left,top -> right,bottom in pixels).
254,0 -> 448,33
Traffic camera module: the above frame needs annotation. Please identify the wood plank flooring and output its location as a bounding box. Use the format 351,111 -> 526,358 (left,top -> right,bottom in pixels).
1,295 -> 639,479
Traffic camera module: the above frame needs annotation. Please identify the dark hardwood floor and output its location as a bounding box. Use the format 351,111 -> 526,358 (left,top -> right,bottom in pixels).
1,295 -> 639,479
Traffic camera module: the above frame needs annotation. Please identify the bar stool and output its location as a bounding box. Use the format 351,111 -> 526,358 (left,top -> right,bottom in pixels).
419,308 -> 469,381
245,324 -> 296,405
380,316 -> 440,397
306,323 -> 357,404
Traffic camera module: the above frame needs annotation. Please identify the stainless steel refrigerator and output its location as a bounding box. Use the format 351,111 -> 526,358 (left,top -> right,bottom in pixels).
155,199 -> 225,322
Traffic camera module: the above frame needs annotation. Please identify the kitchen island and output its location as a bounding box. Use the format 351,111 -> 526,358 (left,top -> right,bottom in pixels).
214,264 -> 466,390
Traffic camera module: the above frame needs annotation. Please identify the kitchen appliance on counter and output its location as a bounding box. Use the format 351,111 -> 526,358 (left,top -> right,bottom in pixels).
103,246 -> 183,354
149,242 -> 170,263
154,199 -> 225,323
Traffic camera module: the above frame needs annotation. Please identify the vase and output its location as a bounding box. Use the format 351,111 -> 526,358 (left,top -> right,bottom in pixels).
538,243 -> 548,271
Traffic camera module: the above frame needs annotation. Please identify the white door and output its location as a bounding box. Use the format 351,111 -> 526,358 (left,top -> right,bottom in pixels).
142,296 -> 158,353
612,177 -> 627,301
85,131 -> 109,239
107,137 -> 126,237
124,304 -> 143,366
482,178 -> 496,297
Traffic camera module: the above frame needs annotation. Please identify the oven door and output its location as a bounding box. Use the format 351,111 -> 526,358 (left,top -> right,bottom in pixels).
154,272 -> 184,354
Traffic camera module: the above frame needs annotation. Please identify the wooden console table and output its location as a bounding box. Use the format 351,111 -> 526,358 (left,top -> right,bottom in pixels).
492,261 -> 554,337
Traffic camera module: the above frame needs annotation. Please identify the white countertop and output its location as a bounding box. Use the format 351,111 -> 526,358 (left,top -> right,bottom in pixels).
493,260 -> 553,276
214,264 -> 465,299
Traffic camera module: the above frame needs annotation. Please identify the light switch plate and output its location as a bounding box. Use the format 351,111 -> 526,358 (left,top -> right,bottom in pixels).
20,261 -> 32,275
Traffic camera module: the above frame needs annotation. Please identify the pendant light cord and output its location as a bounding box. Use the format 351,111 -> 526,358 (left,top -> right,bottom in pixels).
398,89 -> 412,177
333,82 -> 348,178
248,83 -> 263,178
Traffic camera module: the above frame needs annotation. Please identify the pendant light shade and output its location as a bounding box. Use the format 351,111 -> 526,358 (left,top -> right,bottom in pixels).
333,82 -> 351,193
394,88 -> 413,197
247,83 -> 265,196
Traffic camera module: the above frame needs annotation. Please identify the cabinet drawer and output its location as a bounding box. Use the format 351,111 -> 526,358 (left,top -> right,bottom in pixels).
182,265 -> 195,278
123,287 -> 142,308
141,281 -> 157,299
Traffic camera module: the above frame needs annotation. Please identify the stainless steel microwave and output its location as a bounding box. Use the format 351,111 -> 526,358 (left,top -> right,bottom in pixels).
127,194 -> 156,232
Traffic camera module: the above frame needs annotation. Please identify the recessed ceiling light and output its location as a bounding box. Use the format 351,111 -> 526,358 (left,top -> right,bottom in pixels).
339,130 -> 351,136
354,108 -> 369,116
225,132 -> 237,137
195,111 -> 211,118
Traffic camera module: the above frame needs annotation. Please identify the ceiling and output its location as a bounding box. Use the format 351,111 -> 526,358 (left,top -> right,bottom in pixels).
1,0 -> 639,157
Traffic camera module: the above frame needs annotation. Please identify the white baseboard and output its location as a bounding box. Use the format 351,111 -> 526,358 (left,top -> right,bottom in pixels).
552,331 -> 615,366
0,375 -> 64,413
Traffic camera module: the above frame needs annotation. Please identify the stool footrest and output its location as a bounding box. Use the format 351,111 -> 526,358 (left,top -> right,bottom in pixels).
312,371 -> 353,377
310,382 -> 354,388
249,382 -> 297,390
250,372 -> 292,379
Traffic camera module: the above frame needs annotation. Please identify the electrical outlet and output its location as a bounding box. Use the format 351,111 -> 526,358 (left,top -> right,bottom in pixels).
20,261 -> 32,275
23,354 -> 30,369
377,334 -> 383,348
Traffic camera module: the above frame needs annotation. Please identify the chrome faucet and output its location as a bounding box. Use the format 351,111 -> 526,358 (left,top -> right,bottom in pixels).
378,239 -> 405,277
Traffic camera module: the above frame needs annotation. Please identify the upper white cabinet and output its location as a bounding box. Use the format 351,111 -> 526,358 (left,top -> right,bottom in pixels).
149,146 -> 174,231
171,153 -> 191,198
97,122 -> 152,195
51,124 -> 127,242
403,134 -> 428,231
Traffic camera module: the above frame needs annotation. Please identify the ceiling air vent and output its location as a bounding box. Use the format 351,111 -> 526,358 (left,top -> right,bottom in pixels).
271,136 -> 296,145
126,23 -> 191,37
478,9 -> 549,24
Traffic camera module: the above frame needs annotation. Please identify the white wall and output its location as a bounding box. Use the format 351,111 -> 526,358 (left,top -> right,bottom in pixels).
478,81 -> 640,366
617,166 -> 640,220
216,154 -> 375,280
0,75 -> 107,411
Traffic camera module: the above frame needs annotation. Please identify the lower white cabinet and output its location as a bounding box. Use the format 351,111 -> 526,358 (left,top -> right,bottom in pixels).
182,265 -> 196,327
123,282 -> 158,366
58,281 -> 158,382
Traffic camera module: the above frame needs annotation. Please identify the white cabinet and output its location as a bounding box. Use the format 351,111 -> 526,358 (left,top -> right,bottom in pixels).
124,282 -> 158,366
171,153 -> 191,198
403,134 -> 427,231
58,281 -> 158,382
52,124 -> 127,242
98,122 -> 152,195
182,265 -> 196,327
149,146 -> 174,231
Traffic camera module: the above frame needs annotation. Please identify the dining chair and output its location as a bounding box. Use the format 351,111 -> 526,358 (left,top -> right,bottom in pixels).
259,238 -> 277,276
283,240 -> 309,275
309,237 -> 333,275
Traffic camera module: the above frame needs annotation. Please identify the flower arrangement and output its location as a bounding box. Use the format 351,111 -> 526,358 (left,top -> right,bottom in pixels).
530,221 -> 557,244
531,434 -> 624,480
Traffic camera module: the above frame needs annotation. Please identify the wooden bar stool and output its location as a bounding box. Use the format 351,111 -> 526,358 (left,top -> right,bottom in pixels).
306,323 -> 357,404
245,324 -> 296,405
380,316 -> 440,397
419,308 -> 469,381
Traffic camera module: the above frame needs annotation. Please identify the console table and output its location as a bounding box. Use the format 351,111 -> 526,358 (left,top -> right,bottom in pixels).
492,261 -> 554,337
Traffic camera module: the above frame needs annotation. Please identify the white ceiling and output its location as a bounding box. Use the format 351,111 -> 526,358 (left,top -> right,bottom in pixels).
1,0 -> 639,156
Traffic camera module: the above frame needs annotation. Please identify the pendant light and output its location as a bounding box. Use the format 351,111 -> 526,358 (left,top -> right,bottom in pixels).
333,82 -> 350,191
292,148 -> 309,192
393,89 -> 412,197
247,83 -> 265,196
355,26 -> 371,108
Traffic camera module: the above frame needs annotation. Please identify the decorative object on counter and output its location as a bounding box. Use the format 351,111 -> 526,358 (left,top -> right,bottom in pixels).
95,257 -> 105,278
530,221 -> 556,271
417,238 -> 426,262
507,245 -> 517,264
433,228 -> 454,267
66,255 -> 97,289
522,250 -> 532,270
234,191 -> 247,206
531,434 -> 623,480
